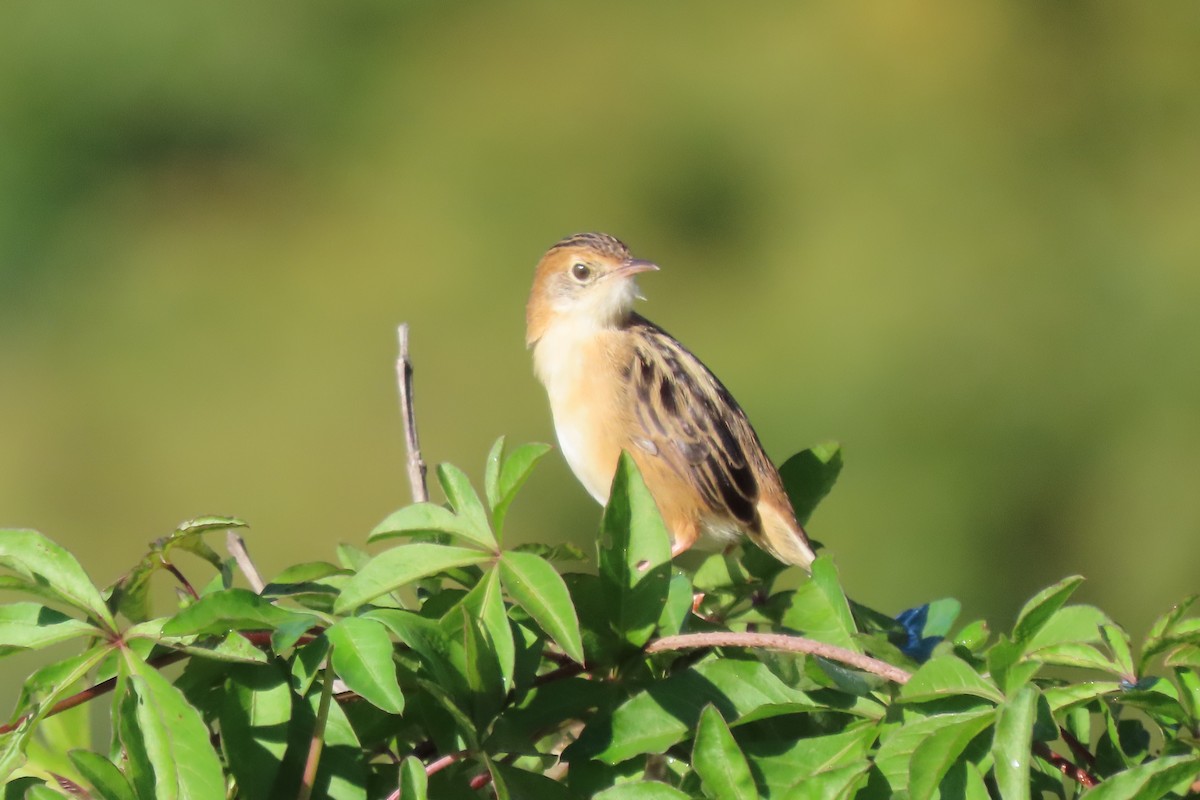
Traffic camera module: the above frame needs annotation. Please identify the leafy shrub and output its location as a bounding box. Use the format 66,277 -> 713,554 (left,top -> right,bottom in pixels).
1,438 -> 1197,799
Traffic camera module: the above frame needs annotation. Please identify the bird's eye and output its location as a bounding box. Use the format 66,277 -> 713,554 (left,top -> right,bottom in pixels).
571,263 -> 592,282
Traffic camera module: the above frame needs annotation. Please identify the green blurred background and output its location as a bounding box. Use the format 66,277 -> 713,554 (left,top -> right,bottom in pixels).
2,2 -> 1198,707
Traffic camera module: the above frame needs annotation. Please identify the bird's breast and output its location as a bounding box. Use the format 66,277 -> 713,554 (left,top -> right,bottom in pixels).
533,326 -> 629,504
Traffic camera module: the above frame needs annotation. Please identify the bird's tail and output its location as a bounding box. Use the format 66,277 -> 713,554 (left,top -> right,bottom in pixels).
758,502 -> 817,572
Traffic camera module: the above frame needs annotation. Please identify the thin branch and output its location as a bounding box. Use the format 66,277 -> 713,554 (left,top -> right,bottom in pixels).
0,650 -> 189,735
1059,725 -> 1097,769
426,750 -> 469,777
1034,742 -> 1098,788
227,530 -> 265,593
646,631 -> 913,685
396,323 -> 428,503
299,655 -> 336,800
160,559 -> 199,601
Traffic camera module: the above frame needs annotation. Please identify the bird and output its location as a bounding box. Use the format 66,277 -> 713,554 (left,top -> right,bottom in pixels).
525,232 -> 816,570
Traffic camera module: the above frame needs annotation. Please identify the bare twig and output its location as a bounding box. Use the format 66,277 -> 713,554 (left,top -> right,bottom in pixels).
646,631 -> 913,685
396,323 -> 429,503
227,530 -> 265,593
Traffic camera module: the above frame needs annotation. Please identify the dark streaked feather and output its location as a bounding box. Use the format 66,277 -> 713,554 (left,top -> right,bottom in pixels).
626,314 -> 770,530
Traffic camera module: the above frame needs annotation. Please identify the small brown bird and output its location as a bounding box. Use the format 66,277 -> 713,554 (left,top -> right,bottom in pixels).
525,232 -> 816,570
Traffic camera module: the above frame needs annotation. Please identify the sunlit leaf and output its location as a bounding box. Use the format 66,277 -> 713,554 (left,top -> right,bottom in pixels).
334,544 -> 492,613
0,603 -> 101,656
120,651 -> 224,800
161,588 -> 318,637
69,749 -> 137,800
1082,754 -> 1200,800
219,663 -> 292,799
991,684 -> 1037,800
900,655 -> 1003,704
436,463 -> 494,546
907,711 -> 994,800
693,705 -> 758,800
398,756 -> 428,800
499,551 -> 584,665
597,453 -> 672,649
0,529 -> 116,631
490,441 -> 553,538
326,617 -> 405,714
368,502 -> 495,550
781,557 -> 859,653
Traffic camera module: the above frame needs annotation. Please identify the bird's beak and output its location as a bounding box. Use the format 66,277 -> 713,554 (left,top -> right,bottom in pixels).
615,258 -> 659,277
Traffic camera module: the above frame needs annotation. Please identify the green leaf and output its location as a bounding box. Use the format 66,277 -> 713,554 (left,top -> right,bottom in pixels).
593,784 -> 692,800
778,441 -> 842,526
953,620 -> 990,652
284,681 -> 367,800
267,560 -> 346,585
484,436 -> 506,511
174,515 -> 248,536
597,452 -> 672,649
739,724 -> 875,796
161,587 -> 318,637
450,568 -> 516,692
291,636 -> 329,696
1175,667 -> 1200,725
120,650 -> 225,800
1142,596 -> 1197,668
900,655 -> 1004,704
907,711 -> 994,800
364,609 -> 467,703
657,572 -> 695,638
1043,681 -> 1121,712
490,441 -> 553,538
1083,754 -> 1200,800
1101,623 -> 1136,679
781,557 -> 860,653
69,749 -> 137,800
325,617 -> 405,714
922,598 -> 962,638
693,705 -> 758,800
456,605 -> 506,728
991,684 -> 1037,800
875,710 -> 993,792
0,529 -> 116,631
1164,643 -> 1200,669
368,502 -> 495,551
436,463 -> 494,545
219,663 -> 292,800
572,659 -> 833,764
0,644 -> 109,777
490,763 -> 579,800
1024,604 -> 1109,651
1011,575 -> 1084,646
1025,643 -> 1118,672
499,551 -> 584,665
0,603 -> 101,656
399,756 -> 428,800
334,543 -> 493,612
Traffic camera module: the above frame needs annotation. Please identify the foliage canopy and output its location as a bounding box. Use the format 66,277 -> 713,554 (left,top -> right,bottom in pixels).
1,438 -> 1197,798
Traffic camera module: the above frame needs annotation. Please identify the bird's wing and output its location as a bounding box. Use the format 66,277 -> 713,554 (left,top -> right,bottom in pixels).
625,317 -> 765,528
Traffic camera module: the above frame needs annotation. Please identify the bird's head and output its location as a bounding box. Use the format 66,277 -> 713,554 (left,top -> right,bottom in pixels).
525,232 -> 659,346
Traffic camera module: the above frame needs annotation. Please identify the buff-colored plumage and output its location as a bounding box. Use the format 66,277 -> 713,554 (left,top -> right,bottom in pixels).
525,232 -> 816,570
